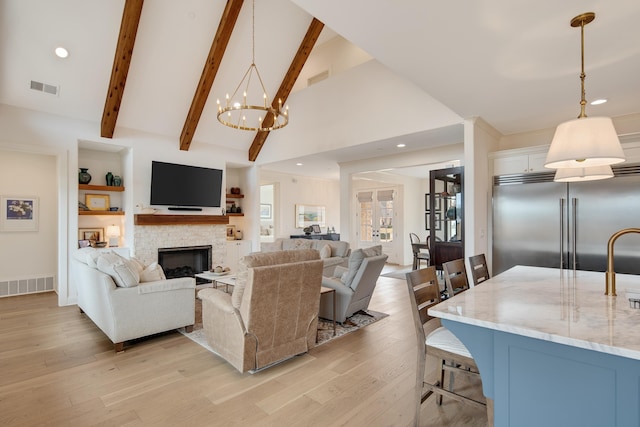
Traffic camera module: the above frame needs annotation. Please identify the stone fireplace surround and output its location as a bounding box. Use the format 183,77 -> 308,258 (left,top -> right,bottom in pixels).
133,224 -> 227,270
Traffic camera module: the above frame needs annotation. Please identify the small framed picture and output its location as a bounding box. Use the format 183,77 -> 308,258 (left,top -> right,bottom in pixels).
311,224 -> 321,234
85,194 -> 110,211
226,225 -> 237,241
1,196 -> 39,232
260,203 -> 272,219
79,228 -> 104,243
78,239 -> 91,248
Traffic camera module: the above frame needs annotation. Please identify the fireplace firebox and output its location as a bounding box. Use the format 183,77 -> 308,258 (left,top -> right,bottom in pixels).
157,245 -> 212,281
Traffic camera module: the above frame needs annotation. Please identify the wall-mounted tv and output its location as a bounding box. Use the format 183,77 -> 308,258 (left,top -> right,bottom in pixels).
150,161 -> 223,208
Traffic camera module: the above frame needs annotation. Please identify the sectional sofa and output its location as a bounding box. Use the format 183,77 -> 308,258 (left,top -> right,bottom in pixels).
260,238 -> 350,276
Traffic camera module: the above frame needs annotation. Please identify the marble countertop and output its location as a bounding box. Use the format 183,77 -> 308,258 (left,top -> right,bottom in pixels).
428,265 -> 640,360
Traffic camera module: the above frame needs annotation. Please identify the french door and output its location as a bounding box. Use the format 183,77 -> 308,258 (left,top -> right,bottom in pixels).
356,188 -> 396,258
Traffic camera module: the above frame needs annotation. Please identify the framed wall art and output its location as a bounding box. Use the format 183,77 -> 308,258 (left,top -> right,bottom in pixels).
78,228 -> 104,243
226,225 -> 237,241
85,194 -> 110,211
1,196 -> 39,232
260,203 -> 272,219
295,204 -> 326,228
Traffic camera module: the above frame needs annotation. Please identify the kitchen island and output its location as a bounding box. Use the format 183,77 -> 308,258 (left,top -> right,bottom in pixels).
429,265 -> 640,427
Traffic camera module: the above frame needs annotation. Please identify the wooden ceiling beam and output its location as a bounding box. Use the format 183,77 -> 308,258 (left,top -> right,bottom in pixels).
248,18 -> 325,162
179,0 -> 243,151
101,0 -> 144,139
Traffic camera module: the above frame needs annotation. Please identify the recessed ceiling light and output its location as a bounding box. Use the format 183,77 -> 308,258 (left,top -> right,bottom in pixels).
396,143 -> 406,148
590,98 -> 607,105
55,47 -> 69,58
296,162 -> 303,166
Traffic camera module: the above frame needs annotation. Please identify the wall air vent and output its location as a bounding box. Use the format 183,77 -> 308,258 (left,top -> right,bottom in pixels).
30,80 -> 59,96
307,70 -> 329,86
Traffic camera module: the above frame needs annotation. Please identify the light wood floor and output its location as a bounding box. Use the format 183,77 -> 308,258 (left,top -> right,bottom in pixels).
0,266 -> 487,426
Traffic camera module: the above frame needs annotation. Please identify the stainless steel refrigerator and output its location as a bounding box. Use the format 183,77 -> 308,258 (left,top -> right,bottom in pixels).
492,164 -> 640,275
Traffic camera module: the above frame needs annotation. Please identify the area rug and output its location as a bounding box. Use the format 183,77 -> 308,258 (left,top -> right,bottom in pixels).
178,298 -> 388,351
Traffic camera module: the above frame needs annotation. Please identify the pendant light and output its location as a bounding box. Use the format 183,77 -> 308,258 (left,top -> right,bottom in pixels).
553,165 -> 614,182
545,12 -> 625,171
216,0 -> 288,131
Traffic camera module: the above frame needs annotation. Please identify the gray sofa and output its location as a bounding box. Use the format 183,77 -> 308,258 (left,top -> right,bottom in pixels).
260,238 -> 350,276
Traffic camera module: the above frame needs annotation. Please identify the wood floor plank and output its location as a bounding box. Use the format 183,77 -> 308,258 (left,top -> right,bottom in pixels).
0,267 -> 488,426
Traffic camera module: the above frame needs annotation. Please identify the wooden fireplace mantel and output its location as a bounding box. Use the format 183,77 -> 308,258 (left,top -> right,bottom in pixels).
134,214 -> 229,226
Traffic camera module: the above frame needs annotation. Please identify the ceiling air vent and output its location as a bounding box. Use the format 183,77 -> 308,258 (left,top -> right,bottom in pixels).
30,80 -> 59,96
307,70 -> 329,87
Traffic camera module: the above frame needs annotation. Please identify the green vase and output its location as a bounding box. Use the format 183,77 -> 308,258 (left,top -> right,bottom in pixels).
79,168 -> 92,184
105,171 -> 114,186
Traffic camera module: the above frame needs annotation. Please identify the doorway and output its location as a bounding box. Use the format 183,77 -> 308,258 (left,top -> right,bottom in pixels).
355,188 -> 396,259
259,183 -> 276,242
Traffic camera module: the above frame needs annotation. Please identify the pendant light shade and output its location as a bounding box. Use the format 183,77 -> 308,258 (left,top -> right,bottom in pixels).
544,12 -> 625,172
545,116 -> 625,169
553,164 -> 614,182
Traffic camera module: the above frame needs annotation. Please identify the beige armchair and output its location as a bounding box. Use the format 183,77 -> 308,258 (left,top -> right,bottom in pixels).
198,249 -> 323,373
319,246 -> 388,323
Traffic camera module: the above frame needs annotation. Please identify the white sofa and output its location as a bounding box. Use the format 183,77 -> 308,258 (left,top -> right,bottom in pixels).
260,238 -> 350,276
74,248 -> 195,352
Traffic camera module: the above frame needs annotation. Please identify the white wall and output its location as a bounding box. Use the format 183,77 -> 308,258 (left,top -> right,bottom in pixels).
257,60 -> 462,165
259,169 -> 340,239
464,118 -> 500,273
0,150 -> 58,288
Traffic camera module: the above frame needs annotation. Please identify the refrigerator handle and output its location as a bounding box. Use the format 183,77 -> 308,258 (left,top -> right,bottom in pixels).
560,198 -> 565,269
572,197 -> 577,270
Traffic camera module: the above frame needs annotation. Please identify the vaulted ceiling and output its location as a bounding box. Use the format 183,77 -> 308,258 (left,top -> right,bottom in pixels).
1,0 -> 639,178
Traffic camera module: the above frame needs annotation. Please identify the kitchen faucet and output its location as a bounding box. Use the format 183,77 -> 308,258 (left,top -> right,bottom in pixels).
605,228 -> 640,296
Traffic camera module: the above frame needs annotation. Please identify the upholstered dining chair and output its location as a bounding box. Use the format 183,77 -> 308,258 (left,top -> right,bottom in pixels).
442,258 -> 470,298
405,266 -> 486,425
468,254 -> 490,286
409,232 -> 430,270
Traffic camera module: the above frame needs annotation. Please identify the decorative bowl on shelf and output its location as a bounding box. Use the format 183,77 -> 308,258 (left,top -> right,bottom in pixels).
93,241 -> 108,248
109,207 -> 119,211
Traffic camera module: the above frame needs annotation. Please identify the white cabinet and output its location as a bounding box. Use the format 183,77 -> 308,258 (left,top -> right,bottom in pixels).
225,240 -> 252,273
493,152 -> 548,175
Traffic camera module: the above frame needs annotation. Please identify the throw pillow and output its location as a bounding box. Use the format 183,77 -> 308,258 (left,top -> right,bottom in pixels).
140,262 -> 167,282
97,253 -> 140,288
129,257 -> 146,274
74,247 -> 103,268
319,244 -> 332,259
342,249 -> 365,288
362,245 -> 382,257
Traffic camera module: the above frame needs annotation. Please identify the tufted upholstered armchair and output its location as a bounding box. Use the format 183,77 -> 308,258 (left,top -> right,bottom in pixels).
198,249 -> 323,373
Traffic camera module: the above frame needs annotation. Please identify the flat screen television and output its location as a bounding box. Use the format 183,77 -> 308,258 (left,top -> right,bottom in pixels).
150,161 -> 223,208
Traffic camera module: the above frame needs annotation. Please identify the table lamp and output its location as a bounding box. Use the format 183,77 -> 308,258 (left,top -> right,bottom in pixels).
106,225 -> 121,247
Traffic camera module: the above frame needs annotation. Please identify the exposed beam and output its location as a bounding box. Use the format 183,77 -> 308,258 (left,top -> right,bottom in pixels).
248,18 -> 325,162
101,0 -> 144,139
179,0 -> 244,151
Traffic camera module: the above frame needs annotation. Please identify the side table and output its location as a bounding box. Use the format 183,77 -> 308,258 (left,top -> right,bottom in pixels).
320,286 -> 336,337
